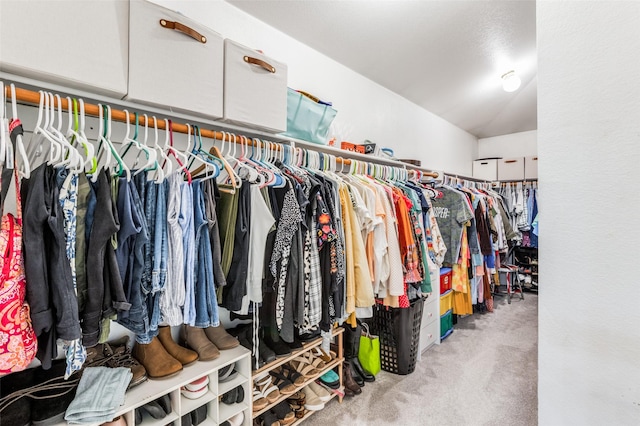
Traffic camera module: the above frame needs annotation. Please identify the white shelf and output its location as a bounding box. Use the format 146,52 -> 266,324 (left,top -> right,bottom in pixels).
219,401 -> 249,423
181,390 -> 217,414
219,371 -> 249,395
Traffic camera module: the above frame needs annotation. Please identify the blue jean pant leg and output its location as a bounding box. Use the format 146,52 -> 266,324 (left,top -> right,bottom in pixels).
141,180 -> 156,294
151,180 -> 168,292
193,182 -> 219,328
180,183 -> 196,325
118,181 -> 150,335
136,292 -> 161,344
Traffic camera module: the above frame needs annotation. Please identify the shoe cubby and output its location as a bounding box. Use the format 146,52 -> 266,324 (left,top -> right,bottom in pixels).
251,327 -> 344,423
51,345 -> 251,426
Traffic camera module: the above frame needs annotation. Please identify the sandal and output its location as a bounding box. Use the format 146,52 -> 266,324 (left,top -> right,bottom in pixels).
255,375 -> 281,403
285,390 -> 306,406
259,410 -> 280,426
310,347 -> 332,364
288,403 -> 306,419
302,351 -> 326,370
252,387 -> 269,412
279,363 -> 305,386
269,367 -> 297,395
271,401 -> 295,425
289,356 -> 319,379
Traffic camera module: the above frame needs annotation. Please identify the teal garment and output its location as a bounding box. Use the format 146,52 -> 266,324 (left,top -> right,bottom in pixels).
400,184 -> 432,293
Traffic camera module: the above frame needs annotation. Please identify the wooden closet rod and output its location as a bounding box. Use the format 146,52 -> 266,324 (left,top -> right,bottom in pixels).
4,85 -> 438,179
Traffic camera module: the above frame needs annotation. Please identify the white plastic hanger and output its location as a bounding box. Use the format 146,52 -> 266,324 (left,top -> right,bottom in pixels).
0,82 -> 7,167
9,84 -> 30,179
152,116 -> 172,178
49,93 -> 83,172
66,97 -> 97,173
30,91 -> 62,165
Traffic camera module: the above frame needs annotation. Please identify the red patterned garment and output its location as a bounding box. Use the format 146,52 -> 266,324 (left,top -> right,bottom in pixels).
0,172 -> 37,374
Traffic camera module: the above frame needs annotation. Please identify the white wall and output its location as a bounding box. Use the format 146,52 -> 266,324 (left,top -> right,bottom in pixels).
538,3 -> 640,425
148,0 -> 477,175
477,130 -> 537,159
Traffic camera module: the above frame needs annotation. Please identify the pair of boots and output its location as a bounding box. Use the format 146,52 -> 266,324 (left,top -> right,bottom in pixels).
342,323 -> 375,396
133,325 -> 239,379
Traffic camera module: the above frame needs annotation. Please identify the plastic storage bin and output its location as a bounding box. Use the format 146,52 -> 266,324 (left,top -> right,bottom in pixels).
440,267 -> 452,293
371,298 -> 425,375
126,0 -> 224,118
440,290 -> 453,316
281,88 -> 337,144
440,309 -> 453,340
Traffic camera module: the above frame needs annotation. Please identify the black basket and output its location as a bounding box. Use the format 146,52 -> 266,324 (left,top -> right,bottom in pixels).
370,297 -> 425,375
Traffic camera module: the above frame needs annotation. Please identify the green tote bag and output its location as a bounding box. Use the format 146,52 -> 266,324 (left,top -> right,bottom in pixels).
358,323 -> 381,376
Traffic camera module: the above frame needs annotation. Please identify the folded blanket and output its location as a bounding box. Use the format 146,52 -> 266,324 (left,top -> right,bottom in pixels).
64,366 -> 132,424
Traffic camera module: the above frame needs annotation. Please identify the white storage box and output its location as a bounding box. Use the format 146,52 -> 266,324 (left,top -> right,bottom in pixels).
223,39 -> 287,133
0,0 -> 128,97
498,157 -> 525,181
126,0 -> 224,118
525,156 -> 538,179
472,159 -> 498,181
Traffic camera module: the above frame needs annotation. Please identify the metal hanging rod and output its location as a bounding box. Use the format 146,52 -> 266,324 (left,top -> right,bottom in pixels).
3,83 -> 438,178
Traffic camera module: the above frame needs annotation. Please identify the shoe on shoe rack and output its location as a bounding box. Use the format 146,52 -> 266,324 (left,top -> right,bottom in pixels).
138,399 -> 168,420
308,381 -> 333,402
86,335 -> 148,388
302,385 -> 325,411
262,334 -> 292,358
259,410 -> 280,426
132,337 -> 183,379
204,324 -> 240,350
220,385 -> 244,405
181,378 -> 210,400
218,364 -> 239,383
190,404 -> 208,426
227,411 -> 245,426
158,326 -> 199,366
271,401 -> 295,425
185,375 -> 210,392
181,325 -> 220,361
318,369 -> 340,389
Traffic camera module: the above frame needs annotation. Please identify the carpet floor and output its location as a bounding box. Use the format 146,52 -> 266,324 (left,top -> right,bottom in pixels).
303,293 -> 538,426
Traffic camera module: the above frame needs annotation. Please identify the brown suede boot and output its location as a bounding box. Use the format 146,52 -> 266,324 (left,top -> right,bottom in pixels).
132,337 -> 183,379
181,325 -> 220,361
343,365 -> 362,395
158,326 -> 199,366
204,324 -> 240,350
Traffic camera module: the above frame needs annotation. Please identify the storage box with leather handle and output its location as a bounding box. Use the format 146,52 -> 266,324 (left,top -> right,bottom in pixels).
126,0 -> 224,118
223,39 -> 288,132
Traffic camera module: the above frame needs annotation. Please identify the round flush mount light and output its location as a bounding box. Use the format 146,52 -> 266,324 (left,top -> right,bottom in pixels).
501,70 -> 521,92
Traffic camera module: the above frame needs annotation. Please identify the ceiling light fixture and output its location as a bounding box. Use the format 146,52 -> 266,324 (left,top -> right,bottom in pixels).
501,70 -> 521,92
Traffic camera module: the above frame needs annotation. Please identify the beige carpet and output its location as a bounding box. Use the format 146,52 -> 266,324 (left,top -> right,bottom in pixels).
303,293 -> 538,426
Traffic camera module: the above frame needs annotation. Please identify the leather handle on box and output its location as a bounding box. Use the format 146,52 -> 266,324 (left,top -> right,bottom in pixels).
243,56 -> 276,73
159,19 -> 207,44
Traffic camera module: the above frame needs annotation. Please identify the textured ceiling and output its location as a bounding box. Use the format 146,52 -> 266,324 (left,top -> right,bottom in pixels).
227,0 -> 537,138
